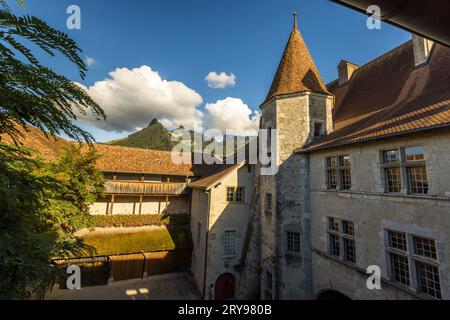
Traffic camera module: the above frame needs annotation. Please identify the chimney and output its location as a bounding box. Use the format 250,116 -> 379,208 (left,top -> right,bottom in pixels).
338,60 -> 359,86
412,34 -> 434,67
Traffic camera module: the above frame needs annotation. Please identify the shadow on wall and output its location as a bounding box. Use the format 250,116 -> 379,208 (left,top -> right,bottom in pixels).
191,164 -> 260,301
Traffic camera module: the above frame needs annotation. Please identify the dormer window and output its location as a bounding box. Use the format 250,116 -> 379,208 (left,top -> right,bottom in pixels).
313,122 -> 325,139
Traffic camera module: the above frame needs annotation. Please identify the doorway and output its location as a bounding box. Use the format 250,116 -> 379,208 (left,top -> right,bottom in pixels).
215,273 -> 235,300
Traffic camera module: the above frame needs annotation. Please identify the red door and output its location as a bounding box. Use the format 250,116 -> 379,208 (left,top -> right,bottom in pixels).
215,273 -> 235,300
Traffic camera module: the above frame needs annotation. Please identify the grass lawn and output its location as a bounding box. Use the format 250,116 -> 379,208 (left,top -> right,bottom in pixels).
83,227 -> 192,256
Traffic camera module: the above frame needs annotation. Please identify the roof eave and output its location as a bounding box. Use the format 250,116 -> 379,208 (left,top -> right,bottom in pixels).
295,123 -> 450,154
100,169 -> 194,177
187,163 -> 245,191
260,90 -> 333,109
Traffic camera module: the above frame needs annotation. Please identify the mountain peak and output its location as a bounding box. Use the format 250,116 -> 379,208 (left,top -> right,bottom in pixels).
148,118 -> 161,127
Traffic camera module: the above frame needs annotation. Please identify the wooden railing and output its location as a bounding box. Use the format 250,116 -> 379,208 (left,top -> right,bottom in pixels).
106,181 -> 189,195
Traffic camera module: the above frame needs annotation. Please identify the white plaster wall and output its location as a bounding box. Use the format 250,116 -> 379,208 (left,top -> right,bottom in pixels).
203,164 -> 255,300
90,200 -> 108,215
112,196 -> 137,215
90,195 -> 190,216
140,196 -> 163,214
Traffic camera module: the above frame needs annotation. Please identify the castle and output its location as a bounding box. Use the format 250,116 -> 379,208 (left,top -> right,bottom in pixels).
250,15 -> 450,300
8,16 -> 450,300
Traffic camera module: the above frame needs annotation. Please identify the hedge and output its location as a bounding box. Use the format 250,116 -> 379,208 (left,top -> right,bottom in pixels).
89,214 -> 190,228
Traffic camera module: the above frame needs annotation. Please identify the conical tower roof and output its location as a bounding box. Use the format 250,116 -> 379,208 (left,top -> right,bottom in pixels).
264,14 -> 329,104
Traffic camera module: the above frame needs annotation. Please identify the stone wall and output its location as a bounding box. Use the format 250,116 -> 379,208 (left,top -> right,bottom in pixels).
190,164 -> 257,300
259,92 -> 333,300
309,128 -> 450,300
190,189 -> 210,297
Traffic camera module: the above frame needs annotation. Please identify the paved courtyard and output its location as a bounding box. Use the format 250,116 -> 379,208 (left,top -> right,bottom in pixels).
45,272 -> 201,300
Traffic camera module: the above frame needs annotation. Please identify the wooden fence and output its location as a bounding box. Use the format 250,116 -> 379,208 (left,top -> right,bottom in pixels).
55,249 -> 191,288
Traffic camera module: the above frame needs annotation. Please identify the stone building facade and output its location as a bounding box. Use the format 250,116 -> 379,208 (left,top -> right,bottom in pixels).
254,16 -> 450,300
308,130 -> 450,299
9,16 -> 450,300
189,163 -> 257,300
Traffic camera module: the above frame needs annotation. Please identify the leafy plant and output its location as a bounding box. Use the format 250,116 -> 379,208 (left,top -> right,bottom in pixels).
90,214 -> 190,228
0,1 -> 105,144
0,144 -> 105,299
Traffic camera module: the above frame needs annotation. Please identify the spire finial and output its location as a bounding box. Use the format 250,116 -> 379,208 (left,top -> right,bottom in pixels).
293,12 -> 298,29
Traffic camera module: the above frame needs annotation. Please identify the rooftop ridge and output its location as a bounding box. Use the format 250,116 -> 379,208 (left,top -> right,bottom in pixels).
328,40 -> 413,88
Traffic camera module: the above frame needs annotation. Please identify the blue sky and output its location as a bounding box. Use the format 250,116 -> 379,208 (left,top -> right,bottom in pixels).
16,0 -> 410,142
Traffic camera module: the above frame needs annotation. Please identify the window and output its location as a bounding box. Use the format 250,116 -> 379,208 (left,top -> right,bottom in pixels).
286,232 -> 301,254
197,222 -> 202,243
389,231 -> 408,251
339,156 -> 352,190
313,122 -> 324,138
326,157 -> 337,190
265,193 -> 273,213
386,230 -> 441,299
405,147 -> 428,195
390,253 -> 411,286
382,150 -> 402,193
329,217 -> 340,232
381,146 -> 429,195
265,269 -> 273,300
266,270 -> 273,291
385,168 -> 402,193
329,234 -> 341,257
226,187 -> 245,203
327,217 -> 356,263
235,187 -> 244,203
407,166 -> 428,195
413,236 -> 437,259
343,238 -> 356,263
223,230 -> 236,256
416,261 -> 441,299
325,156 -> 351,190
342,220 -> 355,236
405,147 -> 425,161
226,187 -> 235,202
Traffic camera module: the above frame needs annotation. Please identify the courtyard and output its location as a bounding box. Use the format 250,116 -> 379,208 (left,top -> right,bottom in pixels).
45,273 -> 201,300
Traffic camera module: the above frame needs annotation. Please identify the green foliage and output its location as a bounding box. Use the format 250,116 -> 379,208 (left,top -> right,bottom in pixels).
0,0 -> 107,299
108,118 -> 244,155
109,119 -> 176,151
0,0 -> 24,11
90,214 -> 190,228
0,3 -> 105,143
0,144 -> 105,299
83,228 -> 193,256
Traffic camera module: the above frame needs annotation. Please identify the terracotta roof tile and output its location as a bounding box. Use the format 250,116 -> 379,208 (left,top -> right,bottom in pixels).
0,125 -> 70,161
300,41 -> 450,153
1,125 -> 221,177
188,164 -> 242,190
263,26 -> 329,105
86,144 -> 204,176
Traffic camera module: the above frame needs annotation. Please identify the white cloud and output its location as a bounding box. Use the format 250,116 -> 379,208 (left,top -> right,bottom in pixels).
84,57 -> 96,68
76,65 -> 203,132
205,97 -> 260,136
205,71 -> 236,89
